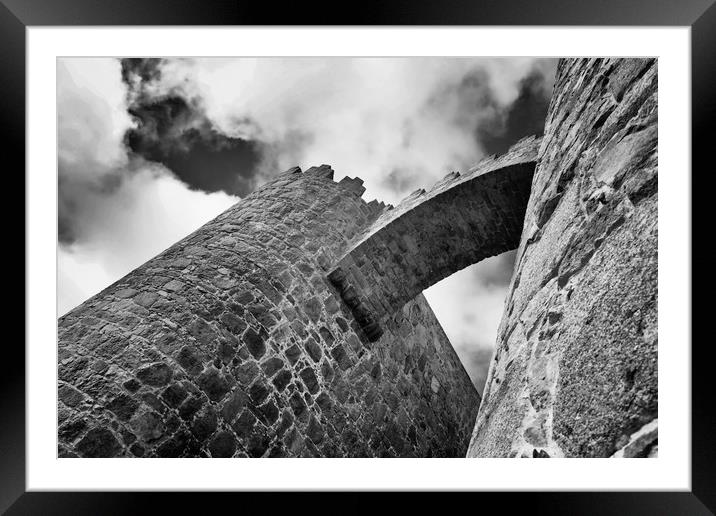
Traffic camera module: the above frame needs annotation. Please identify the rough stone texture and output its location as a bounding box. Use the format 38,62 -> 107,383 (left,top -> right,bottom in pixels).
328,136 -> 540,341
467,58 -> 658,458
58,58 -> 657,459
58,164 -> 479,458
611,419 -> 658,458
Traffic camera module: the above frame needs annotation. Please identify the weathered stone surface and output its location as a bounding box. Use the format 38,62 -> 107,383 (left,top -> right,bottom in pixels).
131,412 -> 165,442
58,165 -> 479,457
328,137 -> 540,341
467,58 -> 658,458
136,362 -> 173,387
59,59 -> 653,459
161,384 -> 188,408
75,427 -> 123,457
58,384 -> 85,407
611,419 -> 658,458
243,328 -> 266,359
197,368 -> 230,402
209,431 -> 237,457
107,393 -> 139,421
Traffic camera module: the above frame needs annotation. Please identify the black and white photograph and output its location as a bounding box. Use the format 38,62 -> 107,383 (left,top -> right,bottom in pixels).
4,0 -> 709,509
56,56 -> 658,459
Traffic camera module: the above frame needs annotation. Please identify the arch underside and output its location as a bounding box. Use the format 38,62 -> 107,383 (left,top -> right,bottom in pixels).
328,136 -> 541,341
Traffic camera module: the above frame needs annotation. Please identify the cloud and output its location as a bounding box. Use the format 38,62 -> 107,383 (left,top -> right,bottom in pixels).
63,165 -> 236,278
58,161 -> 237,315
58,58 -> 135,244
57,57 -> 557,388
423,251 -> 517,394
58,58 -> 134,178
121,59 -> 263,197
126,57 -> 556,204
58,248 -> 114,317
477,63 -> 556,155
57,58 -> 237,314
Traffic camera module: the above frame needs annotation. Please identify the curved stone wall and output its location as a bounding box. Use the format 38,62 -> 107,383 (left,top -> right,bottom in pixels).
467,58 -> 658,458
328,136 -> 540,341
58,57 -> 657,460
58,165 -> 480,458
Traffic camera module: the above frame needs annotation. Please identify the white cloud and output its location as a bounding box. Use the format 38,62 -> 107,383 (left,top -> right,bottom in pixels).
57,58 -> 237,315
149,57 -> 543,203
58,57 -> 547,388
57,58 -> 134,181
58,164 -> 237,316
58,248 -> 114,316
67,165 -> 236,279
424,253 -> 516,392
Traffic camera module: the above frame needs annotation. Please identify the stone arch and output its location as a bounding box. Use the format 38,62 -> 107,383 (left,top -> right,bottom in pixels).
327,136 -> 541,341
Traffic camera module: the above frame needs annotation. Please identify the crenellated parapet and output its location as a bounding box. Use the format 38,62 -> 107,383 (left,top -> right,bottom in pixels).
57,57 -> 658,460
58,162 -> 479,458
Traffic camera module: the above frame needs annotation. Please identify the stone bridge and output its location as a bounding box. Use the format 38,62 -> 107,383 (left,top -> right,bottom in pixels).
328,136 -> 541,341
57,58 -> 657,459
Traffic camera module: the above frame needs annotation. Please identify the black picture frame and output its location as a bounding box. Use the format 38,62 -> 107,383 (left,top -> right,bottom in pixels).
5,0 -> 712,513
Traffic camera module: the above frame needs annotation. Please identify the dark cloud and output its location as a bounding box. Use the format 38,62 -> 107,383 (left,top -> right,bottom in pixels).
119,58 -> 556,201
413,59 -> 555,175
58,57 -> 258,248
58,175 -> 89,245
450,68 -> 502,132
121,59 -> 263,197
59,57 -> 557,384
426,67 -> 502,138
58,176 -> 80,244
121,57 -> 163,85
58,158 -> 136,245
476,63 -> 556,156
421,59 -> 555,163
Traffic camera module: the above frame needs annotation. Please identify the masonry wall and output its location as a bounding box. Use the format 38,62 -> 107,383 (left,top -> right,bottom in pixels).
58,165 -> 480,458
328,136 -> 540,341
467,58 -> 658,458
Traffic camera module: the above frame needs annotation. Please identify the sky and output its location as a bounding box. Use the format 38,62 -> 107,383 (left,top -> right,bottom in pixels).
57,57 -> 556,394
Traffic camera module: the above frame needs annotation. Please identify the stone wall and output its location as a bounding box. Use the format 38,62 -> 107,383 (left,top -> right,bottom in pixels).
467,58 -> 658,458
58,57 -> 658,459
328,136 -> 540,341
58,165 -> 480,458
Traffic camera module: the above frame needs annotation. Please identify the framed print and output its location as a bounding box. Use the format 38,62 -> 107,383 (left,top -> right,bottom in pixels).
5,0 -> 713,512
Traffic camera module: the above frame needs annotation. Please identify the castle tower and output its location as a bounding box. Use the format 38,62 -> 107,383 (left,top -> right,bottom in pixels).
58,165 -> 481,457
58,57 -> 657,459
468,58 -> 658,458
